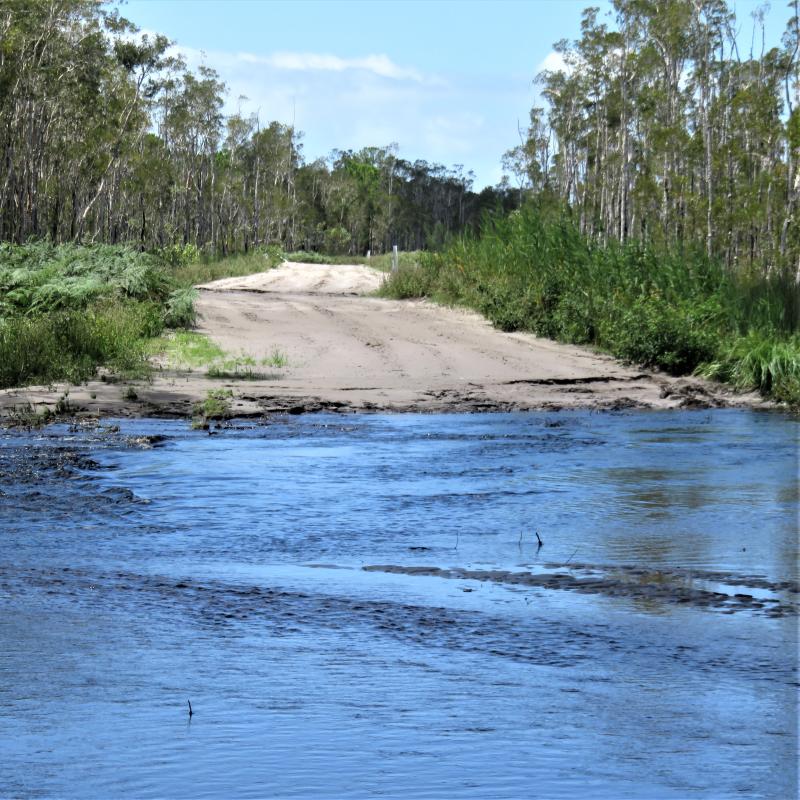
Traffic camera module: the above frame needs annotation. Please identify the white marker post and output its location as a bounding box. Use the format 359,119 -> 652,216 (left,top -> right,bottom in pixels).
392,244 -> 399,272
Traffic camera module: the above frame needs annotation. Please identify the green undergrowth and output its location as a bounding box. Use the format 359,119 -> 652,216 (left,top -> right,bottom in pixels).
696,333 -> 800,406
0,242 -> 180,388
0,302 -> 160,388
379,204 -> 799,406
192,388 -> 233,428
0,241 -> 288,390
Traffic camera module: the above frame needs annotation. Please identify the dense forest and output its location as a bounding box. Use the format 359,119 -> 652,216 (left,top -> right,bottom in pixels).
2,0 -> 796,270
504,0 -> 799,274
0,0 -> 513,255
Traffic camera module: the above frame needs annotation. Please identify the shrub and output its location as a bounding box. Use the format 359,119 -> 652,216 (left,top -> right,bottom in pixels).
158,243 -> 200,268
601,297 -> 717,374
697,333 -> 800,405
164,288 -> 198,328
0,302 -> 160,389
379,201 -> 799,403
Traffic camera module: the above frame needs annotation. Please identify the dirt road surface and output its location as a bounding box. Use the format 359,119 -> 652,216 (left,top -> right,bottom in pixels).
0,262 -> 766,419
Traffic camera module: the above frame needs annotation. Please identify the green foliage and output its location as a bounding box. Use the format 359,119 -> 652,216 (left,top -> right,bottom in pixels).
324,226 -> 352,255
158,243 -> 200,268
0,302 -> 158,389
601,297 -> 717,374
163,288 -> 198,327
0,241 -> 299,389
0,241 -> 171,314
0,242 -> 204,388
192,389 -> 233,427
696,333 -> 800,406
377,256 -> 438,298
150,331 -> 226,369
381,203 -> 799,403
524,1 -> 796,274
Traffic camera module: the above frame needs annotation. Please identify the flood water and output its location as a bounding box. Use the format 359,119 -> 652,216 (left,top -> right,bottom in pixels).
1,409 -> 797,799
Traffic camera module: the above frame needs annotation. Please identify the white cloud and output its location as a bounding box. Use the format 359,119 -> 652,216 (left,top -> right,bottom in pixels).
119,31 -> 517,188
170,45 -> 433,84
245,52 -> 429,83
536,51 -> 570,75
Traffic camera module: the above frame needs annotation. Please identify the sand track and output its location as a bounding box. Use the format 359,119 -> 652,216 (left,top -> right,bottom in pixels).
0,262 -> 766,418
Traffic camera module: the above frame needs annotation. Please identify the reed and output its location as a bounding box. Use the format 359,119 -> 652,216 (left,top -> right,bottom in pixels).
379,203 -> 799,405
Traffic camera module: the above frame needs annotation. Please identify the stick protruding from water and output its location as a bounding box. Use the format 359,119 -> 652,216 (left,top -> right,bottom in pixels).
535,531 -> 543,548
187,699 -> 193,718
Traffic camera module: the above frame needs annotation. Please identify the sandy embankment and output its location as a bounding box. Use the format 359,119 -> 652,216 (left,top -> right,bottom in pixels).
0,261 -> 767,418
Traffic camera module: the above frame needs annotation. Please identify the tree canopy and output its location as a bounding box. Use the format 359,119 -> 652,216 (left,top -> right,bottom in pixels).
505,0 -> 799,275
0,0 -> 513,254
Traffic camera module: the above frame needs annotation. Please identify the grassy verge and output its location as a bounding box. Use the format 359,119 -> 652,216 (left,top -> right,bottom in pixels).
0,303 -> 160,388
0,242 -> 291,391
378,204 -> 799,406
0,242 -> 178,389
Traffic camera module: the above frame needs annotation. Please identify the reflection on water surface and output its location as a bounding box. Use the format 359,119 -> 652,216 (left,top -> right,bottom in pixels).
0,410 -> 797,799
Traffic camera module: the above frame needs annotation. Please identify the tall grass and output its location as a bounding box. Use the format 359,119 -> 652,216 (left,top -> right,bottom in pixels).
379,204 -> 799,405
0,242 -> 176,389
0,241 -> 292,390
0,302 -> 160,387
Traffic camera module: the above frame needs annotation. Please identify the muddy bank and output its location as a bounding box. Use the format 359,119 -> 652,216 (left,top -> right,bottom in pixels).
0,262 -> 771,420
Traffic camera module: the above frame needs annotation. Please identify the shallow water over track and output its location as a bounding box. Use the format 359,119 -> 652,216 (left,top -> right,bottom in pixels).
1,410 -> 797,798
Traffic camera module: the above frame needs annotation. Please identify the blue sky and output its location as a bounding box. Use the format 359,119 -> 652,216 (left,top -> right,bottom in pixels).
117,0 -> 791,188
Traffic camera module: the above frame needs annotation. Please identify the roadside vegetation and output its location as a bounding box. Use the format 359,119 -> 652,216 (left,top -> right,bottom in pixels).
380,205 -> 800,406
0,242 -> 171,388
0,241 -> 285,390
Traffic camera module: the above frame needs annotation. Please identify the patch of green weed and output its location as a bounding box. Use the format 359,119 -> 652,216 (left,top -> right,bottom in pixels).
192,388 -> 233,428
262,348 -> 289,368
150,331 -> 226,370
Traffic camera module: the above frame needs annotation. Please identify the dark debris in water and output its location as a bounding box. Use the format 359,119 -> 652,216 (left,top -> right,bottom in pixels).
3,566 -> 796,688
362,564 -> 799,618
0,431 -> 163,516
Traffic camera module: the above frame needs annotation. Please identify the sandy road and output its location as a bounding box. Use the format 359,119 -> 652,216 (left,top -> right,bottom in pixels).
189,262 -> 757,413
0,262 -> 763,418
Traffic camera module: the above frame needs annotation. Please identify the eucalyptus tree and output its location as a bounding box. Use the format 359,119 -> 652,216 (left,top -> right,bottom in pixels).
521,0 -> 797,274
0,0 -> 505,256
